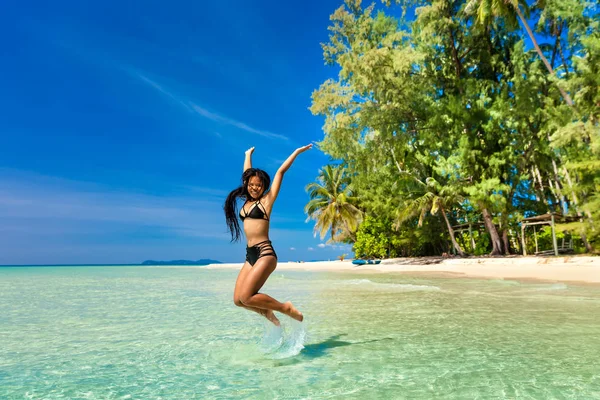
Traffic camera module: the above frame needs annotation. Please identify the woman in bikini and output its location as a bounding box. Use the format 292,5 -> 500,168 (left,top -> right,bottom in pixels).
224,144 -> 312,326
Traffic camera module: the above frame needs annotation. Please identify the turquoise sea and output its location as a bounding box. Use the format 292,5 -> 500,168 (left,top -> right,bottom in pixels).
1,266 -> 599,399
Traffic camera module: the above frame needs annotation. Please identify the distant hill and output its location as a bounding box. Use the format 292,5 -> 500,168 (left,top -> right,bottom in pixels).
141,259 -> 221,266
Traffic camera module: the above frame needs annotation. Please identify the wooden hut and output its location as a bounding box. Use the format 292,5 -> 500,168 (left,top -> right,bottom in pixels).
520,213 -> 578,256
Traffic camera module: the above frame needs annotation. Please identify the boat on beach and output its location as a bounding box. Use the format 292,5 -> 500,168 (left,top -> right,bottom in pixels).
352,259 -> 382,265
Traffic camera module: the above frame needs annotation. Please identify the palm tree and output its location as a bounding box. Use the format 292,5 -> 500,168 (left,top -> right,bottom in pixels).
305,164 -> 362,242
395,177 -> 468,257
465,0 -> 575,106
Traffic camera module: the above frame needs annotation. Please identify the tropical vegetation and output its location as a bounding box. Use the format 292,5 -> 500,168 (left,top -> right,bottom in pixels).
305,0 -> 599,258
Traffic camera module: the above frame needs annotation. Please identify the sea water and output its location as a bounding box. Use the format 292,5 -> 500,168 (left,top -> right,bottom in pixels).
1,266 -> 599,399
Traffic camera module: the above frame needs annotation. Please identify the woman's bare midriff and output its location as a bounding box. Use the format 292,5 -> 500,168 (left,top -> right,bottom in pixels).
243,219 -> 271,246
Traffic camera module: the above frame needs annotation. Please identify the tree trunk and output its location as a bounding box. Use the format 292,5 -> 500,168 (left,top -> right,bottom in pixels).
548,179 -> 561,211
562,166 -> 579,205
440,205 -> 467,257
502,229 -> 511,255
534,165 -> 548,206
550,158 -> 568,214
530,166 -> 542,202
515,6 -> 574,106
516,231 -> 523,255
481,206 -> 503,255
580,232 -> 594,253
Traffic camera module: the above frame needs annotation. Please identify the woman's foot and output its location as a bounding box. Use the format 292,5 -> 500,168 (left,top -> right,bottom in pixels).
264,310 -> 281,327
283,301 -> 304,322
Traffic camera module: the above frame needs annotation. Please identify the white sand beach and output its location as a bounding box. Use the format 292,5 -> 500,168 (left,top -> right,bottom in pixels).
205,255 -> 600,284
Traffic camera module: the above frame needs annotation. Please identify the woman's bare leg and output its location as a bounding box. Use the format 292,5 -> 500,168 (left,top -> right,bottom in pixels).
234,262 -> 280,326
237,256 -> 303,322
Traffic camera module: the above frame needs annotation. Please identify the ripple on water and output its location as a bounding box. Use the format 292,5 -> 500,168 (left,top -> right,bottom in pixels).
339,279 -> 441,291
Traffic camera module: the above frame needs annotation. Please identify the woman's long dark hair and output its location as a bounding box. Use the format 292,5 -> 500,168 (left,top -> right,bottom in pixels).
224,168 -> 271,242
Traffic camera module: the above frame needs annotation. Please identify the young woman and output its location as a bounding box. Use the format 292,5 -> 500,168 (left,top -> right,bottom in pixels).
224,144 -> 312,326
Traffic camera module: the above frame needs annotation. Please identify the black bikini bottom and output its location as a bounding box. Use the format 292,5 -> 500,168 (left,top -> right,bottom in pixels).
246,240 -> 277,266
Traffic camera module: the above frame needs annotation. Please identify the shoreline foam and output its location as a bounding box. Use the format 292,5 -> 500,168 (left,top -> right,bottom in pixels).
204,255 -> 600,284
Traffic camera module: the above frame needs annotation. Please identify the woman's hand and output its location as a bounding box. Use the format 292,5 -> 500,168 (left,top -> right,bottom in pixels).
295,144 -> 313,154
245,147 -> 255,156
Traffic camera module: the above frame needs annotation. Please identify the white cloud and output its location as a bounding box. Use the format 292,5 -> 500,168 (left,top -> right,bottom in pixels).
317,243 -> 326,248
290,247 -> 296,251
130,70 -> 288,141
307,247 -> 314,251
190,104 -> 288,140
133,72 -> 192,111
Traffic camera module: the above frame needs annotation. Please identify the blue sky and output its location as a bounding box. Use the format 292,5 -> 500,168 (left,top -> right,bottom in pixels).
0,0 -> 356,265
0,1 -> 558,265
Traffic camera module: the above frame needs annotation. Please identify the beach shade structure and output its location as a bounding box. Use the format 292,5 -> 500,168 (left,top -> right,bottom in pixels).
520,213 -> 579,256
451,221 -> 486,253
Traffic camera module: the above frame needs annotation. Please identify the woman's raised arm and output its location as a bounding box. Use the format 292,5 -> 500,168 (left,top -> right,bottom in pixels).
266,144 -> 312,204
243,147 -> 255,172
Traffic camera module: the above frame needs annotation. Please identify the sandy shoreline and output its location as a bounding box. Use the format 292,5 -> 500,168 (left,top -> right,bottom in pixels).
205,256 -> 600,284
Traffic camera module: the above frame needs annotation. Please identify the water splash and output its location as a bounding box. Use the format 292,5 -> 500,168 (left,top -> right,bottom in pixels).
260,319 -> 306,359
260,323 -> 284,353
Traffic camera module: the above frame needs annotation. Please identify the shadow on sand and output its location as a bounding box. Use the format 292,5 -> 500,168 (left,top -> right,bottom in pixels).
382,256 -> 446,265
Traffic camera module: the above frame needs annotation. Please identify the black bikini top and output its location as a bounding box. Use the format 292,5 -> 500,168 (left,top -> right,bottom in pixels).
239,200 -> 270,221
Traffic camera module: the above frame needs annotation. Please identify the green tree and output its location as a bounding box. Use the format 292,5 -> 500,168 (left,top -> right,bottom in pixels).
463,0 -> 575,105
550,15 -> 600,249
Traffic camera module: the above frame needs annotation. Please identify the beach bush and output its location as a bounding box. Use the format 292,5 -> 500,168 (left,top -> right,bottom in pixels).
353,215 -> 448,258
